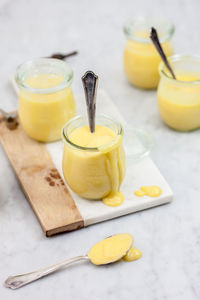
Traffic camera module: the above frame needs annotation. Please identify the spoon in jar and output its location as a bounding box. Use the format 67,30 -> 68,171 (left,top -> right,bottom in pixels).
150,27 -> 176,79
82,71 -> 98,133
5,233 -> 133,290
49,50 -> 78,60
0,109 -> 18,130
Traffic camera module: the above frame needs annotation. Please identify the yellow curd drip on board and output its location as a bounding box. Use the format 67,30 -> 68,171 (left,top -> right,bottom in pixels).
18,74 -> 76,142
102,191 -> 124,207
62,125 -> 126,206
158,72 -> 200,131
124,31 -> 173,89
134,186 -> 162,197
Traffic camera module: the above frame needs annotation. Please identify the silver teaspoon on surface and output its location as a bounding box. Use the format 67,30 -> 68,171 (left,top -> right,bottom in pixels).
82,71 -> 98,133
5,255 -> 89,290
5,234 -> 132,290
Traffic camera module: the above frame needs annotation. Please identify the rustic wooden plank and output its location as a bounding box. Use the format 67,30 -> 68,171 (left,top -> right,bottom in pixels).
0,115 -> 84,236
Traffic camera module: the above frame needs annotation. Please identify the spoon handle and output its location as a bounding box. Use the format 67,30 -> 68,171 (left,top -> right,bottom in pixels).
150,27 -> 176,79
50,51 -> 78,60
82,71 -> 98,133
5,255 -> 89,290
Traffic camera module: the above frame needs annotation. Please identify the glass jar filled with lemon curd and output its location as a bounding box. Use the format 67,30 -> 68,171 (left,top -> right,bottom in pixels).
15,58 -> 76,142
158,55 -> 200,131
123,17 -> 174,89
62,115 -> 126,205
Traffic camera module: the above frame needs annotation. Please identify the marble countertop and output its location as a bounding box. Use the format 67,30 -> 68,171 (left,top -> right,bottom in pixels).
1,0 -> 200,299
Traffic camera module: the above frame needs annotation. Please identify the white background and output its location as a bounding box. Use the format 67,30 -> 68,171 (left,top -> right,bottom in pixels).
0,0 -> 200,299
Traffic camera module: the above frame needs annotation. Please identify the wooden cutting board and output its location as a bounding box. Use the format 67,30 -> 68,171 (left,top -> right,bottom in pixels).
0,116 -> 84,236
0,90 -> 173,236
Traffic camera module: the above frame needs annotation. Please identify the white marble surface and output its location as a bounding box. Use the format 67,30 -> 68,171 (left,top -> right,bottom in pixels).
0,0 -> 200,299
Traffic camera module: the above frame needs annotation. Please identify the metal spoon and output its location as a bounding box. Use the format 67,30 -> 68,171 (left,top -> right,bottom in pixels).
50,50 -> 78,60
150,27 -> 176,79
0,109 -> 18,130
5,235 -> 132,290
82,71 -> 98,133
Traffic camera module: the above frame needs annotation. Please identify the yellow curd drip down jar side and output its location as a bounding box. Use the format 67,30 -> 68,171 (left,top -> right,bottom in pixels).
157,55 -> 200,131
15,58 -> 76,142
123,17 -> 174,89
62,115 -> 126,201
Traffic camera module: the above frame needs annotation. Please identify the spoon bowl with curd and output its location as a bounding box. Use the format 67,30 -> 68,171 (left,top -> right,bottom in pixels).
5,233 -> 142,289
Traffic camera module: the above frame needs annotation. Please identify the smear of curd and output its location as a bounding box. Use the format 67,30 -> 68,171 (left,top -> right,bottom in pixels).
134,186 -> 162,197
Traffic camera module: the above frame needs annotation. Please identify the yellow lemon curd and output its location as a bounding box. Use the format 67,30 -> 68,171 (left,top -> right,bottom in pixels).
124,31 -> 173,89
123,246 -> 142,262
158,66 -> 200,131
62,123 -> 126,205
18,73 -> 76,142
88,234 -> 142,265
88,233 -> 133,265
134,186 -> 162,197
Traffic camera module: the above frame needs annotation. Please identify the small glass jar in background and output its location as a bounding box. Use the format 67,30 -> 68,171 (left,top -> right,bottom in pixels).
62,115 -> 126,200
15,58 -> 76,142
123,17 -> 174,89
157,54 -> 200,131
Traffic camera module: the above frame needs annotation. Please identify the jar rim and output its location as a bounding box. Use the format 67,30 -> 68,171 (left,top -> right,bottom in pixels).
123,16 -> 175,44
159,54 -> 200,84
15,58 -> 73,94
62,114 -> 123,152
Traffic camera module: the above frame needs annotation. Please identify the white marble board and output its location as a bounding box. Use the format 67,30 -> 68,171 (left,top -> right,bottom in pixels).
47,90 -> 173,226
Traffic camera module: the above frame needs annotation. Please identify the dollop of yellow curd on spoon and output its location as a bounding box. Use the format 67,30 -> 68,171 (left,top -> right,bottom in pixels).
64,125 -> 125,206
134,186 -> 162,197
123,246 -> 142,261
88,233 -> 142,265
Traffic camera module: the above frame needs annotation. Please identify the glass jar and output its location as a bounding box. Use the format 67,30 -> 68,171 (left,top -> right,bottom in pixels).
62,115 -> 126,200
15,58 -> 76,142
123,17 -> 174,89
157,55 -> 200,131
